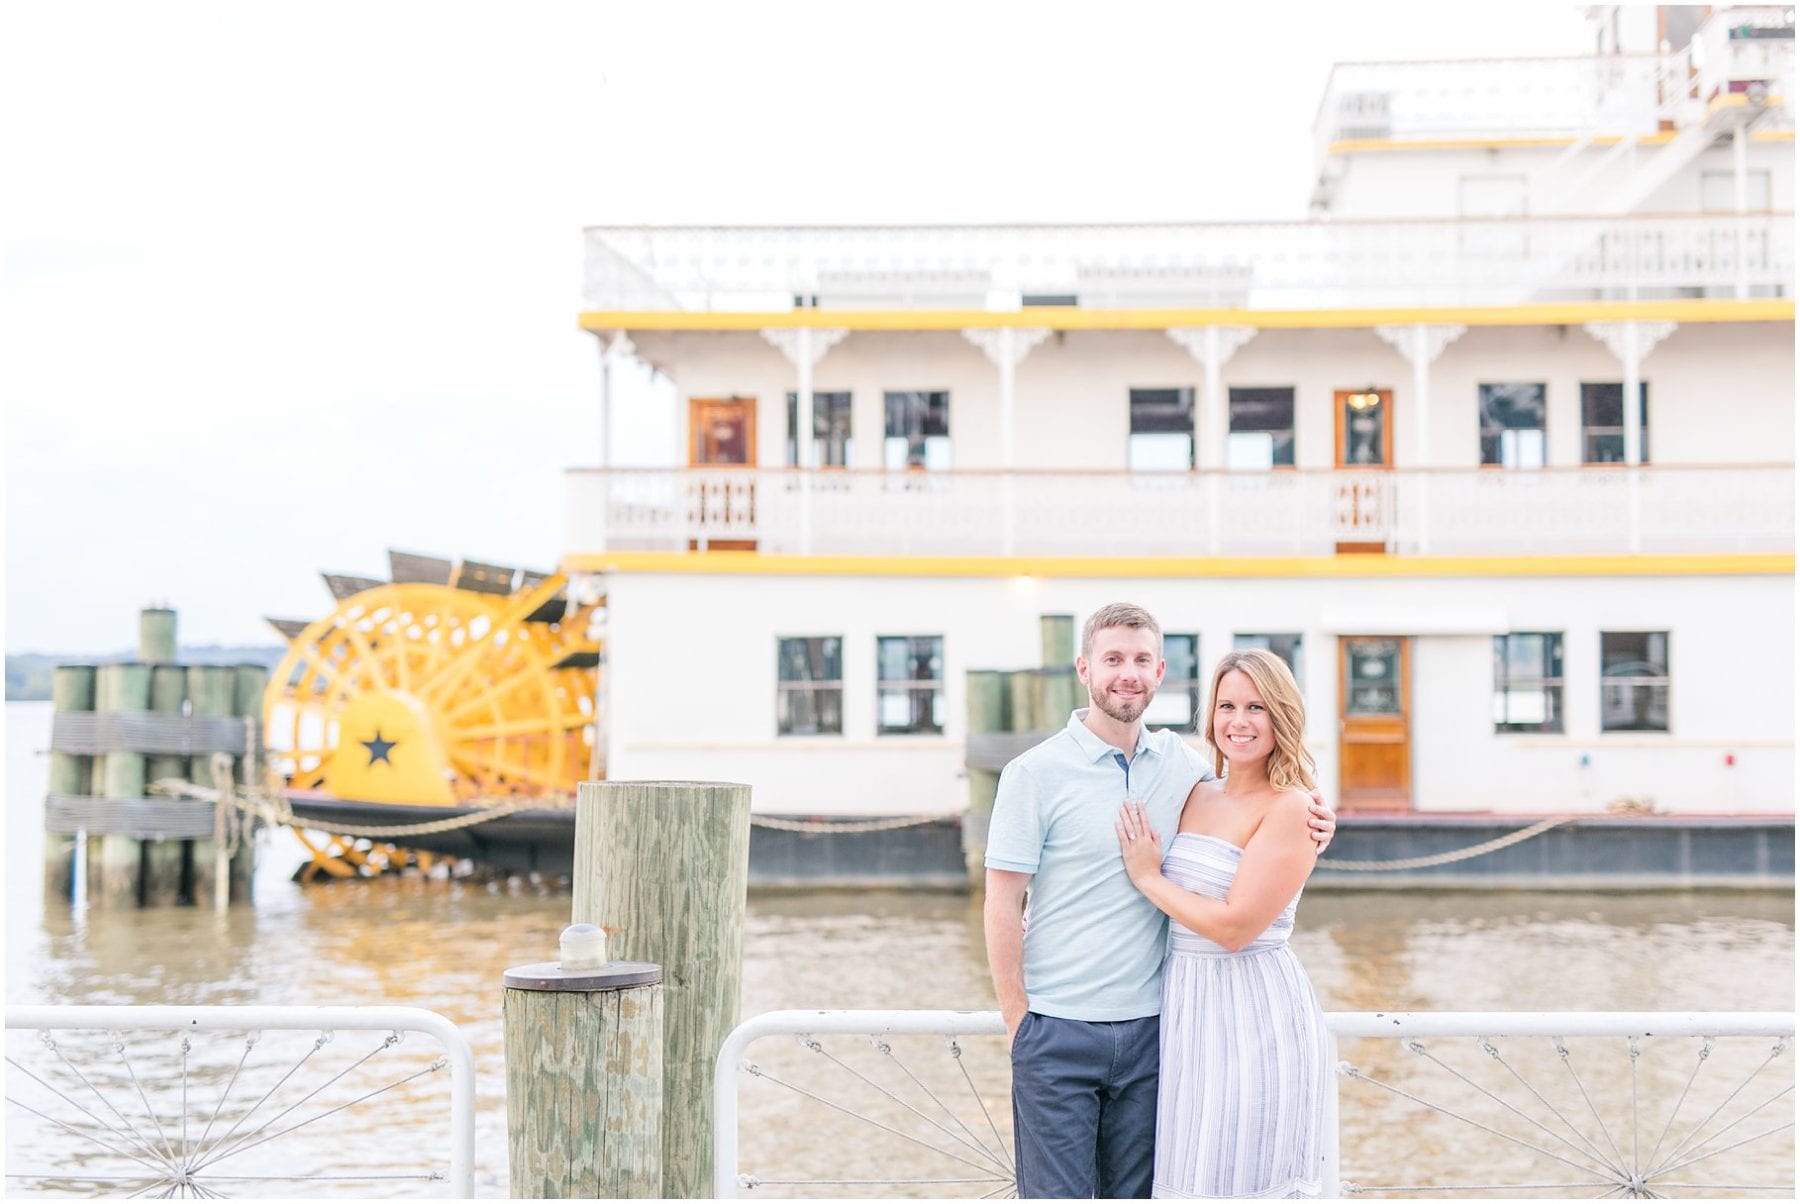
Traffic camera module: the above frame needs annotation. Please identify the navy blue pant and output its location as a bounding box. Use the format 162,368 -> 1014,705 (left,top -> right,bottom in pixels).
1010,1011 -> 1160,1199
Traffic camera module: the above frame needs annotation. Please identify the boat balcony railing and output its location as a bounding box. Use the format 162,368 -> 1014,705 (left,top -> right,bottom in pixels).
1312,13 -> 1794,155
1314,53 -> 1696,156
582,212 -> 1794,313
565,463 -> 1795,561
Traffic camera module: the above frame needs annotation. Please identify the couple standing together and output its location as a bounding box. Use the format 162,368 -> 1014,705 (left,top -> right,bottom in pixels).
984,603 -> 1338,1199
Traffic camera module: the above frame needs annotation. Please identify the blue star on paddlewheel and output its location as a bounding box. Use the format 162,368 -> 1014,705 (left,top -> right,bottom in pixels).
360,730 -> 397,767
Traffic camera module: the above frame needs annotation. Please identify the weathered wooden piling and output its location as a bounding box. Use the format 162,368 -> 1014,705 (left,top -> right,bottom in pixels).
964,670 -> 1010,887
573,781 -> 751,1199
222,662 -> 267,902
142,664 -> 191,905
1040,613 -> 1075,669
138,607 -> 178,664
45,665 -> 97,901
49,666 -> 97,796
231,662 -> 267,784
1040,664 -> 1084,721
92,662 -> 151,906
1008,668 -> 1041,737
183,665 -> 238,907
185,665 -> 235,785
504,927 -> 664,1198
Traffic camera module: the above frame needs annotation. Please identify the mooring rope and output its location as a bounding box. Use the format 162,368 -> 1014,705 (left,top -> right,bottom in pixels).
152,778 -> 547,840
1317,815 -> 1579,871
155,776 -> 950,841
748,814 -> 949,835
161,768 -> 1568,858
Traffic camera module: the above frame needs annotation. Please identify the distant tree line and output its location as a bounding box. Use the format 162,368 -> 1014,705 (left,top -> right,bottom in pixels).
6,646 -> 285,700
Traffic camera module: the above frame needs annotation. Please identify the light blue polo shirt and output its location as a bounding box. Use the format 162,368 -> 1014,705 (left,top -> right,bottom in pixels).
985,709 -> 1215,1021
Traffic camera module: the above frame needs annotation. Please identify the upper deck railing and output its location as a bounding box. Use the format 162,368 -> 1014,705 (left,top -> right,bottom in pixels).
1312,10 -> 1794,154
565,464 -> 1794,560
582,213 -> 1793,313
1314,53 -> 1696,154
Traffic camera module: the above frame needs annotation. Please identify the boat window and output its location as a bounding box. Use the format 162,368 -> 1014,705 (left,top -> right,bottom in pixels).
1493,632 -> 1565,733
1226,387 -> 1296,469
876,636 -> 944,735
1478,383 -> 1547,468
1600,632 -> 1670,733
777,637 -> 844,736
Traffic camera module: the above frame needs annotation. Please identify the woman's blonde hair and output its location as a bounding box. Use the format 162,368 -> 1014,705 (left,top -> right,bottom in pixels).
1205,648 -> 1316,792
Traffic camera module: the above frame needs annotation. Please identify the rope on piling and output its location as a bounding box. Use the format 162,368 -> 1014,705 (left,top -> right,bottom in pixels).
1317,815 -> 1579,872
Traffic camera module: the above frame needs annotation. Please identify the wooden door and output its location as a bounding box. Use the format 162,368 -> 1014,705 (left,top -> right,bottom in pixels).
688,397 -> 758,550
1333,388 -> 1394,554
690,397 -> 756,466
1338,636 -> 1411,811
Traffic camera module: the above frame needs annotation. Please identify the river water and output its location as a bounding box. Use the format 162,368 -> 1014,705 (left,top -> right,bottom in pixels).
6,701 -> 1794,1198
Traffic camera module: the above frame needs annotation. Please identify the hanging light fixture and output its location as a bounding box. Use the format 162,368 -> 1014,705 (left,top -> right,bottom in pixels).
1347,387 -> 1384,411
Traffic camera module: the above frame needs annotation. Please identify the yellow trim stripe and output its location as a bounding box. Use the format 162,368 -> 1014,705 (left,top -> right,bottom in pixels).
562,551 -> 1792,580
580,299 -> 1793,333
1328,128 -> 1793,154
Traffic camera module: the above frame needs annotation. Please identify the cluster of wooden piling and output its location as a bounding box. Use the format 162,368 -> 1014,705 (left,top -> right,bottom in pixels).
45,608 -> 268,909
962,614 -> 1086,886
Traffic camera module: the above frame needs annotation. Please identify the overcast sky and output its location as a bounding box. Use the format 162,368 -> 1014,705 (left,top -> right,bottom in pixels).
3,2 -> 1592,654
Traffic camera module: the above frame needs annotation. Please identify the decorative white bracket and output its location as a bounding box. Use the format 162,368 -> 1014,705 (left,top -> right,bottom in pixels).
1374,323 -> 1466,366
759,327 -> 849,366
1582,321 -> 1678,363
603,332 -> 637,363
1167,325 -> 1257,366
961,327 -> 1051,367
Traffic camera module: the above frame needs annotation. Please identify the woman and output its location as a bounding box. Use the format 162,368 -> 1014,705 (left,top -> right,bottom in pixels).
1116,648 -> 1330,1199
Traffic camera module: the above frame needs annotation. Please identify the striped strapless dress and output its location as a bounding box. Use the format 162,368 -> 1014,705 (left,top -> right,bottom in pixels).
1152,832 -> 1330,1199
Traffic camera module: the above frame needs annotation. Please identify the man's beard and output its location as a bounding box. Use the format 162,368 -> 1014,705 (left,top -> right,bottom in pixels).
1090,678 -> 1151,725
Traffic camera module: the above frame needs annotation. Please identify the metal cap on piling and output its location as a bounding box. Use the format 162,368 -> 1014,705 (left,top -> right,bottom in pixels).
502,923 -> 661,992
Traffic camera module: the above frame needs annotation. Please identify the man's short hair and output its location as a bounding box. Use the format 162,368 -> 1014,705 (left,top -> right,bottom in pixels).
1081,602 -> 1163,659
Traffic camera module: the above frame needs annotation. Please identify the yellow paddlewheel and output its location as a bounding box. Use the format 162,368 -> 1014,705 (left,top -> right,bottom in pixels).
265,574 -> 600,806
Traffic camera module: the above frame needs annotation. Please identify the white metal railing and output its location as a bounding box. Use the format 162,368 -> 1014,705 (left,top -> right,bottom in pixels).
582,213 -> 1794,311
1312,53 -> 1700,158
714,1009 -> 1795,1198
566,464 -> 1795,559
5,1005 -> 476,1198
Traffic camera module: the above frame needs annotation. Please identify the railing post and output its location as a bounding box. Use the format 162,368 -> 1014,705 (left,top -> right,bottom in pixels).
1207,471 -> 1223,555
1002,473 -> 1016,556
1628,468 -> 1643,553
798,470 -> 813,555
1416,469 -> 1431,556
1734,124 -> 1750,301
504,931 -> 664,1198
574,781 -> 752,1198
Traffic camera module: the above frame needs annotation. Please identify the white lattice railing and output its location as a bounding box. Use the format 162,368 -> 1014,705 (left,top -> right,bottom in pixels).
5,1006 -> 476,1199
582,213 -> 1794,312
566,464 -> 1794,559
714,1009 -> 1795,1199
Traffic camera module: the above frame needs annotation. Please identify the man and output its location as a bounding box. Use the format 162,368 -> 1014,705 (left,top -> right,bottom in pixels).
984,602 -> 1336,1198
